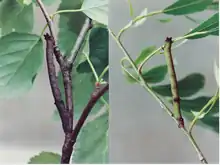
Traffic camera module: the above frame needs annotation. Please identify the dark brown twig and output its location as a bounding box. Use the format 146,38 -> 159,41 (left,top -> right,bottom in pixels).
61,83 -> 109,163
36,0 -> 56,41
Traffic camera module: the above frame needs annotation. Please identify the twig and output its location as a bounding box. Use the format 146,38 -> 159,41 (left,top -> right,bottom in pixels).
36,0 -> 56,41
163,37 -> 184,128
67,18 -> 92,66
61,83 -> 109,163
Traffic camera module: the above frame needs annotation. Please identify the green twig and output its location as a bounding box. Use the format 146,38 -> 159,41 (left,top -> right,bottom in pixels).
98,65 -> 109,82
117,10 -> 163,39
189,89 -> 219,134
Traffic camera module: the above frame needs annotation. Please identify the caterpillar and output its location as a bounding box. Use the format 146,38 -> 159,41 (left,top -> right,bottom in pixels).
164,37 -> 184,128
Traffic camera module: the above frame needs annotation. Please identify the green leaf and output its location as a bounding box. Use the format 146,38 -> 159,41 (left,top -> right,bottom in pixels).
77,27 -> 108,81
158,18 -> 172,23
57,0 -> 86,56
17,0 -> 32,5
54,72 -> 108,120
134,46 -> 157,66
122,69 -> 139,83
127,0 -> 134,17
179,96 -> 219,114
163,0 -> 213,15
152,73 -> 205,97
0,0 -> 34,35
81,0 -> 108,25
201,116 -> 219,132
28,151 -> 61,164
185,12 -> 219,39
132,8 -> 148,27
0,32 -> 43,98
182,111 -> 219,133
207,1 -> 219,10
142,65 -> 167,84
72,111 -> 108,163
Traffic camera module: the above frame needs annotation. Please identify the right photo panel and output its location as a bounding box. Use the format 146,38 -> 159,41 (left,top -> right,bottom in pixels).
109,0 -> 219,164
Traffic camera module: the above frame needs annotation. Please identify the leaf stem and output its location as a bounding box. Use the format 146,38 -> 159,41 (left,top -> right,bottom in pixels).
117,10 -> 163,38
98,65 -> 109,82
83,52 -> 99,81
188,89 -> 219,134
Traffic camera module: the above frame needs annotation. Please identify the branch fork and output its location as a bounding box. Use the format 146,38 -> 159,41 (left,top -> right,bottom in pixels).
37,0 -> 109,163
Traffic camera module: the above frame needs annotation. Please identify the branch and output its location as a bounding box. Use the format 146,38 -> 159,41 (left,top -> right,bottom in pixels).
67,18 -> 92,66
61,83 -> 109,163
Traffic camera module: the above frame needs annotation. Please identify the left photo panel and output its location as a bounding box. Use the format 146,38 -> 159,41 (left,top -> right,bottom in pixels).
0,0 -> 109,164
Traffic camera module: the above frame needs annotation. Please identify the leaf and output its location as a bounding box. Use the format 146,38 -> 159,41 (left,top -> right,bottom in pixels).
132,8 -> 148,27
77,27 -> 108,81
201,116 -> 219,132
179,96 -> 219,114
163,0 -> 213,15
0,32 -> 43,98
17,0 -> 32,5
54,72 -> 108,120
142,65 -> 167,84
57,0 -> 86,56
134,46 -> 157,66
81,0 -> 108,25
158,18 -> 172,23
28,151 -> 61,164
152,73 -> 205,97
122,69 -> 139,83
182,111 -> 219,133
72,111 -> 108,163
206,1 -> 219,10
185,12 -> 219,39
127,0 -> 134,17
0,0 -> 34,35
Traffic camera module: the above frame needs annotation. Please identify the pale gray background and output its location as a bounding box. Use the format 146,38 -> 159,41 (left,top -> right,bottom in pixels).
109,0 -> 219,164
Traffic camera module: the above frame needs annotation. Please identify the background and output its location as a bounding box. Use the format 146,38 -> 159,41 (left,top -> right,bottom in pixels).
109,0 -> 219,163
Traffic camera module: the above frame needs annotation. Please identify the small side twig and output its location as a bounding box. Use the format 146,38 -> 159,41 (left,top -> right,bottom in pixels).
67,17 -> 92,66
36,0 -> 56,40
61,83 -> 109,163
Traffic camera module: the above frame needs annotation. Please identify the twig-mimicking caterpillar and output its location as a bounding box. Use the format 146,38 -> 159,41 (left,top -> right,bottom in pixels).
164,37 -> 184,128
